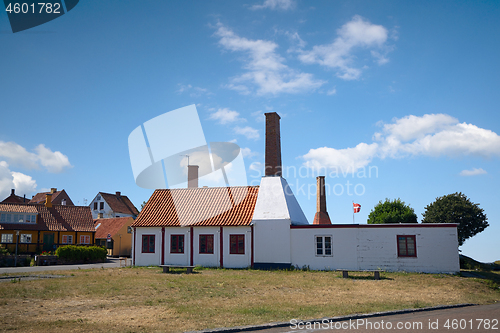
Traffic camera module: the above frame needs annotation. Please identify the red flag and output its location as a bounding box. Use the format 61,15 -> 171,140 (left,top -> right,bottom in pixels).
353,203 -> 361,213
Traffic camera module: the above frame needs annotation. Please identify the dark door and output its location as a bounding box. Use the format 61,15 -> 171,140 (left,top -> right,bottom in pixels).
43,233 -> 54,252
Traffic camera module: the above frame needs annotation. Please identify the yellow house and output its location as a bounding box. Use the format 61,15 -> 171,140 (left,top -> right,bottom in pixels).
94,217 -> 134,257
0,194 -> 95,254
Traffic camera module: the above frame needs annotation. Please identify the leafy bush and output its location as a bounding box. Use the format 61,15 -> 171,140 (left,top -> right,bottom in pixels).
55,245 -> 107,262
0,246 -> 9,255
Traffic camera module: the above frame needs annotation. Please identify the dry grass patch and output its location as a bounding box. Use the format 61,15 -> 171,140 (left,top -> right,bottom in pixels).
0,267 -> 498,332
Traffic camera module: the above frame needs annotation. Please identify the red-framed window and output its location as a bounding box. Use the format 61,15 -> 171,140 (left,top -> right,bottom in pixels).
142,235 -> 155,253
171,235 -> 184,253
199,234 -> 214,254
80,235 -> 91,244
397,235 -> 416,257
229,234 -> 245,254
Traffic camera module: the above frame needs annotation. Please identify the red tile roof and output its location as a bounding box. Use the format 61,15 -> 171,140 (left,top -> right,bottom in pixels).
29,189 -> 74,206
99,192 -> 139,216
94,217 -> 134,239
0,203 -> 94,232
133,186 -> 259,227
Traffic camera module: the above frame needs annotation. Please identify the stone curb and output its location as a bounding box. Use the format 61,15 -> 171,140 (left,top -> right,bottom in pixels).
187,303 -> 476,333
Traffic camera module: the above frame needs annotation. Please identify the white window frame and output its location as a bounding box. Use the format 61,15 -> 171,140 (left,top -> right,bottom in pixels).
20,234 -> 31,243
1,234 -> 13,243
80,235 -> 90,244
62,235 -> 73,244
315,235 -> 333,257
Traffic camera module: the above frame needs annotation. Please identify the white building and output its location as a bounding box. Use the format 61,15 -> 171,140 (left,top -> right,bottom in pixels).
132,112 -> 460,273
89,192 -> 139,220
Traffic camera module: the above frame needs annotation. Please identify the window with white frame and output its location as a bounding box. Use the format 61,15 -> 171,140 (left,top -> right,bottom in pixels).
20,234 -> 31,243
315,235 -> 332,256
80,235 -> 91,244
62,235 -> 73,244
1,234 -> 13,243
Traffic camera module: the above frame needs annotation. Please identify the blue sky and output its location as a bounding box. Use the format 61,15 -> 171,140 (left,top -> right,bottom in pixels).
1,0 -> 499,262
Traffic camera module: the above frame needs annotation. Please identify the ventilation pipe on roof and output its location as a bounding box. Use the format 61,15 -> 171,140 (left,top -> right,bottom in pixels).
265,112 -> 282,177
116,191 -> 121,198
313,176 -> 332,225
45,193 -> 52,208
51,188 -> 57,194
188,165 -> 199,188
11,189 -> 15,195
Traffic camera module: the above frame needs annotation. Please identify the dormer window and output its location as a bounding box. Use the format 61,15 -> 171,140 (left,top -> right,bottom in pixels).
0,213 -> 37,224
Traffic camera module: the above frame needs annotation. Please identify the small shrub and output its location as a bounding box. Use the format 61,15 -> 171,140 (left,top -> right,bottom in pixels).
0,246 -> 9,255
55,245 -> 107,263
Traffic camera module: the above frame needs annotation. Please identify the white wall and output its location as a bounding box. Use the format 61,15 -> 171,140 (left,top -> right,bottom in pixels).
291,228 -> 358,271
222,226 -> 252,268
253,219 -> 290,264
133,227 -> 162,266
193,227 -> 220,267
290,225 -> 459,273
164,227 -> 190,266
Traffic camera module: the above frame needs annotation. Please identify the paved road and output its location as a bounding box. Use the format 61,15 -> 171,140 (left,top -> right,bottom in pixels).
0,257 -> 130,274
244,303 -> 500,333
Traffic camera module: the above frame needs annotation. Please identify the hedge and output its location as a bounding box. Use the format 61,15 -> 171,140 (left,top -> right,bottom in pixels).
55,245 -> 107,262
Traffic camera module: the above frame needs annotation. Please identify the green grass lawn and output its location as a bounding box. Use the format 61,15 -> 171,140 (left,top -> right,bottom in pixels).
0,267 -> 499,332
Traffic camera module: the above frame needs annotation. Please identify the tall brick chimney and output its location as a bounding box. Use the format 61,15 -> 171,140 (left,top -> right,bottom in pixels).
265,112 -> 282,177
188,165 -> 199,188
313,176 -> 331,225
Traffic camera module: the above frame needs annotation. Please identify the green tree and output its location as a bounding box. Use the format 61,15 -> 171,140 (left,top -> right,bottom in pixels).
140,201 -> 147,211
367,198 -> 418,224
422,192 -> 488,246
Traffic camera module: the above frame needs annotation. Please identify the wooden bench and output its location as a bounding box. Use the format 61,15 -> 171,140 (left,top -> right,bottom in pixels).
336,269 -> 382,280
159,265 -> 196,274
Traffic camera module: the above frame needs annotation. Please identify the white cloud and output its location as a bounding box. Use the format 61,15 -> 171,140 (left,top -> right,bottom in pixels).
302,114 -> 500,173
375,114 -> 500,158
0,161 -> 37,200
209,108 -> 244,124
298,15 -> 391,80
214,23 -> 325,95
327,87 -> 337,95
34,144 -> 73,173
251,110 -> 266,123
251,0 -> 296,11
12,172 -> 37,196
0,141 -> 39,169
234,126 -> 260,140
241,147 -> 259,159
176,84 -> 211,97
0,141 -> 72,173
303,143 -> 378,173
460,168 -> 487,176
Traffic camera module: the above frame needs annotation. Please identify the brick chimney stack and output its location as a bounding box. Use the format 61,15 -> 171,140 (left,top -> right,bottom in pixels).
265,112 -> 282,177
51,188 -> 57,194
313,176 -> 332,225
188,165 -> 199,188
